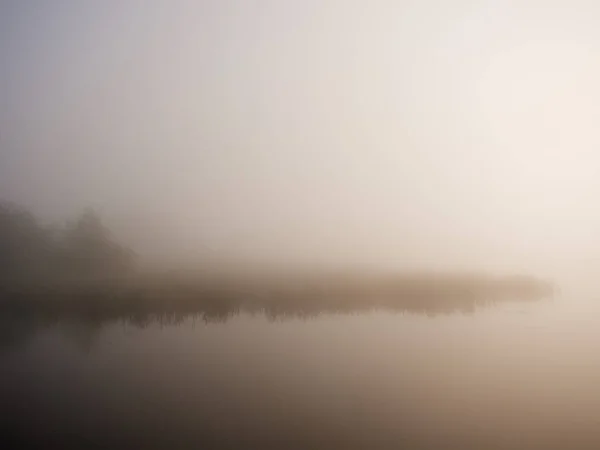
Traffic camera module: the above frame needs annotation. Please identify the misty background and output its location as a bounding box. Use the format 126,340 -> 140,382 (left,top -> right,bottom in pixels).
2,1 -> 600,280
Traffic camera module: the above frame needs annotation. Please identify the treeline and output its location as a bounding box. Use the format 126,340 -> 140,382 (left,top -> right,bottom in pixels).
0,202 -> 135,284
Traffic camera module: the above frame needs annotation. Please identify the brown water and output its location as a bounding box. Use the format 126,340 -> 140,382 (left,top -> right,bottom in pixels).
2,294 -> 600,449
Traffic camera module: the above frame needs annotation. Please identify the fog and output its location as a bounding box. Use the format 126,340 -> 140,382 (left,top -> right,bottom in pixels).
5,5 -> 600,448
2,1 -> 600,281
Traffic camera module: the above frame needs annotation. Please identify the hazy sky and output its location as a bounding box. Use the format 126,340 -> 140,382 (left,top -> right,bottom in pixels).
2,1 -> 600,274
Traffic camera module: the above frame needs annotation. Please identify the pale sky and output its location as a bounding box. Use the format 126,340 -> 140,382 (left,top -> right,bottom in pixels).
2,1 -> 600,276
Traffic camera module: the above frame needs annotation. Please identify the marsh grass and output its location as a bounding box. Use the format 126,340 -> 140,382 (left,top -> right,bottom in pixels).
0,272 -> 553,328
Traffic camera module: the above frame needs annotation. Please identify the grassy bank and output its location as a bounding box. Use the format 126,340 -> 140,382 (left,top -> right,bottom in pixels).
0,272 -> 554,324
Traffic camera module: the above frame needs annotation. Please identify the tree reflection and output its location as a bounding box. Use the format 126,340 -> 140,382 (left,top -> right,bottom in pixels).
0,276 -> 553,350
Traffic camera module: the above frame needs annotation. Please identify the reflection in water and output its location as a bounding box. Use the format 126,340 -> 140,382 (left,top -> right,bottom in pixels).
2,293 -> 591,450
0,276 -> 561,449
0,274 -> 552,348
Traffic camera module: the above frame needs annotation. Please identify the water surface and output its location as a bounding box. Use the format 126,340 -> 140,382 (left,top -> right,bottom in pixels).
3,292 -> 600,449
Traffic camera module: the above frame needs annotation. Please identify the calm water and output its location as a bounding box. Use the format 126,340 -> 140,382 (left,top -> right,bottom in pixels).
2,293 -> 600,449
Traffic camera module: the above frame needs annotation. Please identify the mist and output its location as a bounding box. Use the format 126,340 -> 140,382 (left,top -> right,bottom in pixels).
7,4 -> 600,449
3,1 -> 600,280
3,1 -> 600,282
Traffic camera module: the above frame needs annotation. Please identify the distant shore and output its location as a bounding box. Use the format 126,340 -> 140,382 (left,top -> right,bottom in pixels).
0,272 -> 555,323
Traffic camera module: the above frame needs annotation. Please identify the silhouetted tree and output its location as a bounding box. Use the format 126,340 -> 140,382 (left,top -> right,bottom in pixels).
0,202 -> 135,284
0,202 -> 47,281
61,209 -> 135,279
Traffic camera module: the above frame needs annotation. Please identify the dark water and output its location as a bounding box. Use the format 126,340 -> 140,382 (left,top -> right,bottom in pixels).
2,294 -> 600,449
